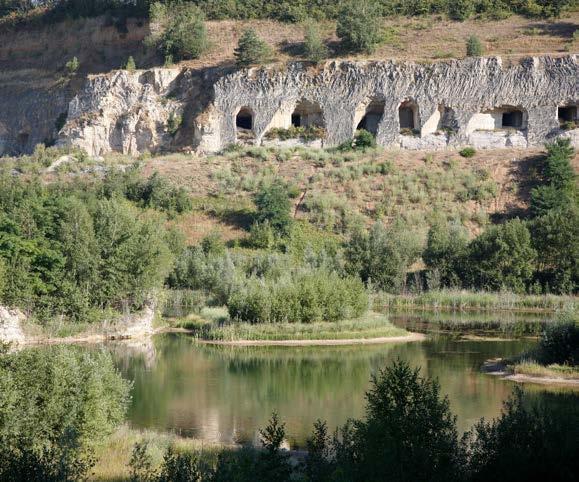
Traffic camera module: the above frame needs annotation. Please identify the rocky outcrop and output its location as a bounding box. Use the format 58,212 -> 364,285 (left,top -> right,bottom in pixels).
211,56 -> 578,151
4,55 -> 575,157
0,72 -> 71,157
107,303 -> 156,340
58,69 -> 182,156
0,306 -> 26,345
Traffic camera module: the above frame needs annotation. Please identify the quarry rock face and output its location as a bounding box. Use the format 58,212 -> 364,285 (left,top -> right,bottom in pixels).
1,55 -> 577,157
211,56 -> 578,152
0,306 -> 26,345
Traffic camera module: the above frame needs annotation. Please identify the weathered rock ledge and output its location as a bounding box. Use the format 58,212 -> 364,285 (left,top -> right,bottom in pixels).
2,55 -> 577,158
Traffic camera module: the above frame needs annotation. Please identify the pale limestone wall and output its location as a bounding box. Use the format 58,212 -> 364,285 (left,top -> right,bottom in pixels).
0,306 -> 25,345
42,55 -> 578,156
209,56 -> 578,152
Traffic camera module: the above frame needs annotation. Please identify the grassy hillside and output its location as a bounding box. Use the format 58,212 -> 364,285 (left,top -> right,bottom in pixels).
0,13 -> 577,80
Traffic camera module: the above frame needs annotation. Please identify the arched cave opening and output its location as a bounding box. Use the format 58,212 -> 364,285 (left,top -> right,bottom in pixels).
290,99 -> 324,128
356,99 -> 385,135
236,107 -> 254,130
398,99 -> 419,132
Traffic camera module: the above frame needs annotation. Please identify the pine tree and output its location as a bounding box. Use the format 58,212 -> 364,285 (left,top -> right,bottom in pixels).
466,35 -> 483,57
125,56 -> 136,71
234,29 -> 272,68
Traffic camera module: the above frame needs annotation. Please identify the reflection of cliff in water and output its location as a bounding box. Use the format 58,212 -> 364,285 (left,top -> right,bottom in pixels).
107,337 -> 157,371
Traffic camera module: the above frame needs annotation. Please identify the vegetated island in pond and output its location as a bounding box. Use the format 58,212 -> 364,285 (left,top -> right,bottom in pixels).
482,318 -> 579,386
169,309 -> 425,345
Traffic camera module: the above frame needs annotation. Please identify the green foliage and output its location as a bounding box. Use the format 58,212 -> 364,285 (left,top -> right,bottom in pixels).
256,412 -> 292,481
346,221 -> 423,293
424,218 -> 469,288
167,112 -> 182,136
254,181 -> 293,235
337,0 -> 383,54
264,125 -> 326,141
303,20 -> 328,63
465,387 -> 579,481
65,56 -> 79,75
466,219 -> 536,293
466,35 -> 483,57
0,346 -> 130,481
106,169 -> 193,215
534,321 -> 579,366
248,221 -> 276,249
449,0 -> 475,20
353,129 -> 377,150
531,138 -> 576,217
149,2 -> 209,61
125,55 -> 136,71
0,169 -> 179,319
332,359 -> 462,481
459,146 -> 476,157
530,206 -> 578,293
3,0 -> 574,26
234,28 -> 272,67
227,269 -> 368,323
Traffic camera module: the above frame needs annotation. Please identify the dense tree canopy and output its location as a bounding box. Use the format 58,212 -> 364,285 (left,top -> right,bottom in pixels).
0,346 -> 130,480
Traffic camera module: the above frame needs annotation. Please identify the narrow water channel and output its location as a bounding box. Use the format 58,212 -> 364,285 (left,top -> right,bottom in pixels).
107,326 -> 578,449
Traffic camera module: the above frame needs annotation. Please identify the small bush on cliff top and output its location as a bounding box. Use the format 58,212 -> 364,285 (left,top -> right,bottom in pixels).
337,0 -> 382,54
466,35 -> 483,57
303,20 -> 328,63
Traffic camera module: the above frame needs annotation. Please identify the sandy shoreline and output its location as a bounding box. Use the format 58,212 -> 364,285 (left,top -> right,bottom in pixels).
482,359 -> 579,387
195,332 -> 426,346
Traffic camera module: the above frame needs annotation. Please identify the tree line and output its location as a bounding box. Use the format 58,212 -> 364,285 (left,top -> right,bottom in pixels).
1,0 -> 573,21
0,150 -> 190,322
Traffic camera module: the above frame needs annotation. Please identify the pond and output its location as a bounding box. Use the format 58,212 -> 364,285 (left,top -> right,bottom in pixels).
107,325 -> 577,449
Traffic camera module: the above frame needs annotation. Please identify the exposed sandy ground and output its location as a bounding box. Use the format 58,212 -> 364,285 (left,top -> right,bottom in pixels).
482,358 -> 579,387
195,332 -> 426,346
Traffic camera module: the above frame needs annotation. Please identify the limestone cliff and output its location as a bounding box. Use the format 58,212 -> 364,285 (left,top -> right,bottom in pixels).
2,55 -> 577,157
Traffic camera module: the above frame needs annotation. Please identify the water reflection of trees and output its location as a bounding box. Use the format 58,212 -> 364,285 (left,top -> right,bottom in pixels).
106,333 -> 574,447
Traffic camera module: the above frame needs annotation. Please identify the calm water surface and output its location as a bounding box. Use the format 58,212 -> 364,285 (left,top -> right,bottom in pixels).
108,328 -> 577,448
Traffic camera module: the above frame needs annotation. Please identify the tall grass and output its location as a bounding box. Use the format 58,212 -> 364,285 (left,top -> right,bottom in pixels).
512,361 -> 579,380
376,290 -> 577,312
185,312 -> 407,341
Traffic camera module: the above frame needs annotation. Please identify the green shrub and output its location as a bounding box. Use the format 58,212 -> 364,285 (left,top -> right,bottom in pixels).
459,146 -> 476,158
65,56 -> 79,75
449,0 -> 474,20
346,220 -> 423,293
148,2 -> 208,61
353,129 -> 377,150
234,28 -> 272,67
0,346 -> 130,481
227,269 -> 368,323
530,138 -> 576,217
534,321 -> 579,366
124,55 -> 136,71
303,20 -> 328,63
423,217 -> 469,288
248,221 -> 276,249
167,112 -> 182,136
466,219 -> 536,292
466,35 -> 483,57
336,0 -> 382,54
332,360 -> 462,481
530,206 -> 578,293
466,387 -> 579,480
254,181 -> 293,235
